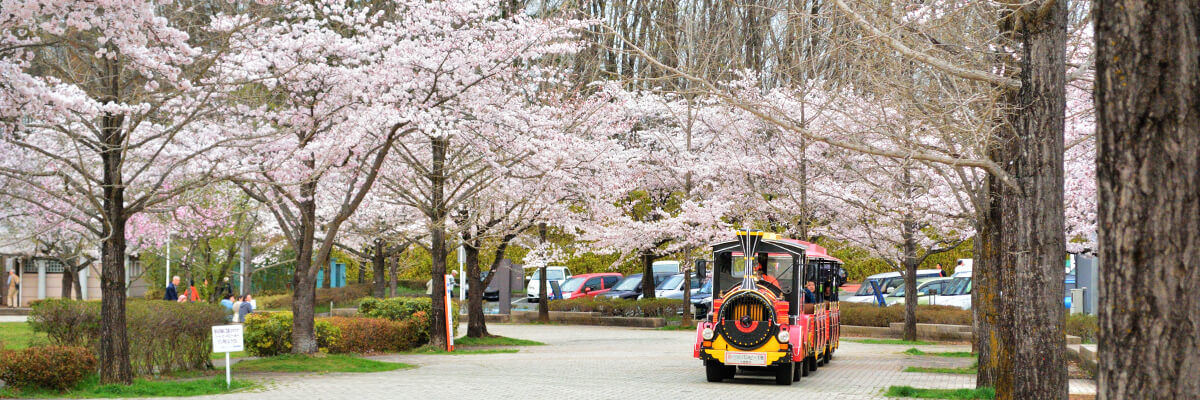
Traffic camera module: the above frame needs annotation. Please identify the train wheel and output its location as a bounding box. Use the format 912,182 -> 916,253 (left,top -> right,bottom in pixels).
822,344 -> 832,365
817,348 -> 827,366
793,359 -> 803,381
807,354 -> 818,373
705,361 -> 725,382
801,356 -> 812,376
775,362 -> 795,385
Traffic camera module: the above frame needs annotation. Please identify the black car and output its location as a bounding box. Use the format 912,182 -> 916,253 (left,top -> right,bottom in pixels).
602,273 -> 674,300
690,279 -> 714,318
481,271 -> 501,301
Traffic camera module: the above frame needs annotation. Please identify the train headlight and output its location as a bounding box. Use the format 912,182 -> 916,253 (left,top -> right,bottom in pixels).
777,330 -> 790,343
702,327 -> 714,340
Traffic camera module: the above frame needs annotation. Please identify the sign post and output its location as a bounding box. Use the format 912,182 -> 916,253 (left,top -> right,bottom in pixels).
212,325 -> 244,388
445,274 -> 454,351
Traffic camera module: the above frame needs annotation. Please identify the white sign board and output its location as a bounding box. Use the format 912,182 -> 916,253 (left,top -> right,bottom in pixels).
212,324 -> 245,353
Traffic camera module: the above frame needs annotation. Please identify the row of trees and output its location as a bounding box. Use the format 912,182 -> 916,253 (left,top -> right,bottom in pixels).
1,0 -> 1194,398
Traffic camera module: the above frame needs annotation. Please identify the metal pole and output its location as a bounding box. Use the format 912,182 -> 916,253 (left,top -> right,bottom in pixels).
166,237 -> 171,288
225,352 -> 231,388
458,244 -> 465,301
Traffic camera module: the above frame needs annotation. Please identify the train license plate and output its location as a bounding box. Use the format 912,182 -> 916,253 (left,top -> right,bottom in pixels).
725,351 -> 768,366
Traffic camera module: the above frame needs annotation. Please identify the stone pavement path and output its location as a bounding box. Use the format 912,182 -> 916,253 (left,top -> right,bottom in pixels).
175,323 -> 1096,399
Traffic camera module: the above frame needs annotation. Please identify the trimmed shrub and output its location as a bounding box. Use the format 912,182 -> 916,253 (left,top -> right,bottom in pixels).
548,297 -> 687,318
0,345 -> 96,390
28,299 -> 226,375
243,312 -> 340,357
838,302 -> 972,327
357,297 -> 459,340
1065,314 -> 1098,343
322,317 -> 424,354
257,284 -> 373,310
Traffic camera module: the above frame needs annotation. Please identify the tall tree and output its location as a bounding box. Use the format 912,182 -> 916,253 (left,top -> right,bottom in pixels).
1094,1 -> 1199,398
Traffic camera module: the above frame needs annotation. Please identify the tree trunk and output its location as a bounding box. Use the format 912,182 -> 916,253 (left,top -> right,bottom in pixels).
428,135 -> 450,349
98,107 -> 131,384
640,250 -> 656,299
991,2 -> 1069,398
72,266 -> 84,300
1095,1 -> 1200,398
681,261 -> 693,327
372,240 -> 387,298
974,195 -> 1002,387
62,266 -> 75,299
537,223 -> 549,323
240,238 -> 252,297
290,178 -> 319,354
388,254 -> 399,298
902,215 -> 918,342
464,240 -> 489,337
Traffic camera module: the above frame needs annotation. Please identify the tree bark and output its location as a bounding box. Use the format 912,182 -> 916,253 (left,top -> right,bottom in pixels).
1095,1 -> 1200,398
973,192 -> 1002,388
388,254 -> 399,298
372,240 -> 387,298
290,178 -> 319,354
98,110 -> 131,384
902,215 -> 918,342
640,249 -> 656,299
464,239 -> 489,338
990,2 -> 1069,398
428,136 -> 450,350
61,266 -> 75,299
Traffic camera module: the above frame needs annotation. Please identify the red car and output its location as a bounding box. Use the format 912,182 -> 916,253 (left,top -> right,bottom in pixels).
559,273 -> 623,299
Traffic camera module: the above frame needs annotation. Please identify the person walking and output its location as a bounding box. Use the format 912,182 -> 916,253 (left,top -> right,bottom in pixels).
163,276 -> 180,301
6,269 -> 18,308
183,279 -> 200,302
236,294 -> 254,323
231,296 -> 244,322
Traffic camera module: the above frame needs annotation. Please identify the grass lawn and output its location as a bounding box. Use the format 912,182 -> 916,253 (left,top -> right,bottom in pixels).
903,348 -> 976,358
0,375 -> 254,399
233,354 -> 413,373
845,338 -> 936,346
453,335 -> 543,346
884,386 -> 995,399
0,322 -> 45,350
656,324 -> 696,331
903,366 -> 978,375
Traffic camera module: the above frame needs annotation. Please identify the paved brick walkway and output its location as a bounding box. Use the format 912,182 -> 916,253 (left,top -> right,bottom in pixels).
189,323 -> 1096,399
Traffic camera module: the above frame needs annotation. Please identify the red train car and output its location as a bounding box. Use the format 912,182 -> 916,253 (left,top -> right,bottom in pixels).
693,230 -> 845,385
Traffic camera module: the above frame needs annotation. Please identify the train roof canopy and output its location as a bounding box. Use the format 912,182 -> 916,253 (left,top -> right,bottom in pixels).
710,231 -> 808,258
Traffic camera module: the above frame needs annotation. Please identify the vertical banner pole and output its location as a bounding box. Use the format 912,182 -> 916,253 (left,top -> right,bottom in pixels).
225,352 -> 231,388
445,274 -> 454,351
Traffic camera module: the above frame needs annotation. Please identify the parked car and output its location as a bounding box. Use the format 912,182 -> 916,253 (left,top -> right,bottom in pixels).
601,273 -> 674,300
651,260 -> 681,274
647,273 -> 703,299
526,266 -> 572,302
559,273 -> 623,299
886,277 -> 953,306
843,269 -> 945,304
690,279 -> 714,318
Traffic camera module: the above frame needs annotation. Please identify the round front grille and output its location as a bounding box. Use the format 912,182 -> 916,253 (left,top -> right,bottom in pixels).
717,291 -> 776,350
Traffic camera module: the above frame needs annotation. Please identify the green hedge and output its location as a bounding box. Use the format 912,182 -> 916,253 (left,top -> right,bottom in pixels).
838,302 -> 973,327
28,299 -> 226,375
548,297 -> 686,318
323,317 -> 425,354
0,345 -> 95,390
258,284 -> 373,310
243,312 -> 340,357
1065,314 -> 1098,343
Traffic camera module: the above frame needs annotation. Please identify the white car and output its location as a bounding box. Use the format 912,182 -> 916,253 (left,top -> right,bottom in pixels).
844,269 -> 945,304
648,273 -> 703,299
526,266 -> 571,301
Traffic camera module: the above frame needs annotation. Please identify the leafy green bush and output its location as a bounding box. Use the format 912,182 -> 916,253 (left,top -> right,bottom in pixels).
323,317 -> 424,354
28,299 -> 225,375
242,312 -> 340,357
357,297 -> 459,340
1065,313 -> 1098,343
839,302 -> 972,327
0,345 -> 96,390
548,297 -> 687,317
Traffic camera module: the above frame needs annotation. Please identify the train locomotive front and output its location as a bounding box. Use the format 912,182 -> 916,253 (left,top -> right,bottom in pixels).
693,230 -> 843,385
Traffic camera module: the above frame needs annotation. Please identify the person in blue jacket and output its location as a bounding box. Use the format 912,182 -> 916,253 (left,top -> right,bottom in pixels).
163,276 -> 180,301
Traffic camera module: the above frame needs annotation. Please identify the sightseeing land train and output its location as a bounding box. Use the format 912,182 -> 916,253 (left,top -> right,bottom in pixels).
693,230 -> 846,385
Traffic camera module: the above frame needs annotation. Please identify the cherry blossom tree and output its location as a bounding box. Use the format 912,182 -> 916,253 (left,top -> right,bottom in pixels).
0,1 -> 264,383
